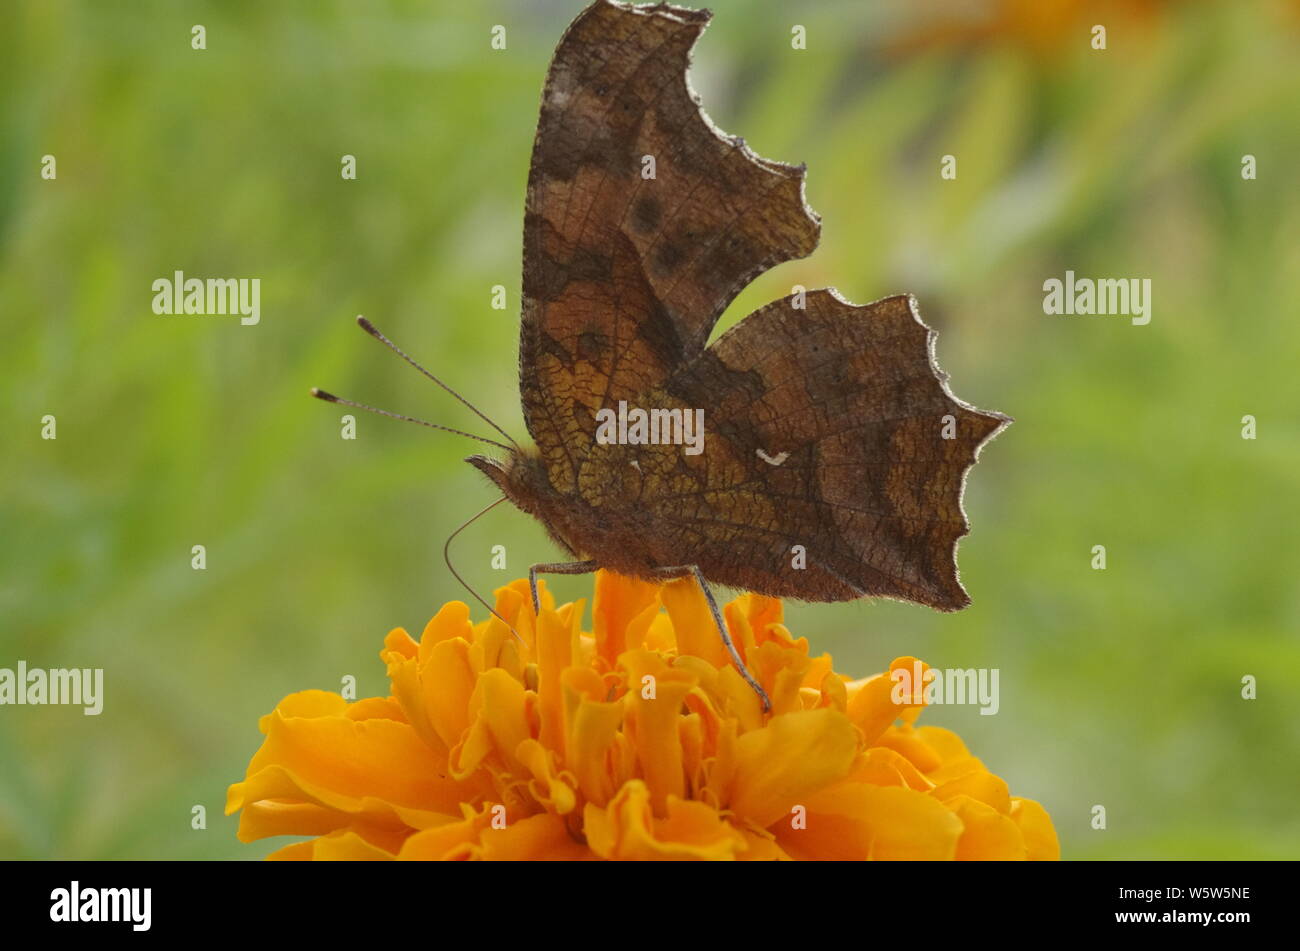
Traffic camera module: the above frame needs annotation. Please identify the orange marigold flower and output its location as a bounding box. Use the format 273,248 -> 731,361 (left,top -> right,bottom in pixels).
226,571 -> 1058,860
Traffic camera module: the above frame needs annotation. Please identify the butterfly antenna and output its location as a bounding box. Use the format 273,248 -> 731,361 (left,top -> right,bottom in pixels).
309,389 -> 513,452
355,316 -> 521,452
443,496 -> 525,645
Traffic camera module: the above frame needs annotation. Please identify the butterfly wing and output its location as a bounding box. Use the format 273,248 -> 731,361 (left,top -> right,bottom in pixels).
628,292 -> 1009,609
520,0 -> 819,492
520,1 -> 1006,609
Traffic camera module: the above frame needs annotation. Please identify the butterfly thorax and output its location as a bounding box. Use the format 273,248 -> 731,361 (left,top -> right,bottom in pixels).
466,449 -> 672,576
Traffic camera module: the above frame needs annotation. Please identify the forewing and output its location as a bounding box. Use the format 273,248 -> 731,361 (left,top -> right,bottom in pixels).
520,0 -> 820,491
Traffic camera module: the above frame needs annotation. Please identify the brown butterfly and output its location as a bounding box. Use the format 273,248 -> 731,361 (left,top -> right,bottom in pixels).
313,0 -> 1009,710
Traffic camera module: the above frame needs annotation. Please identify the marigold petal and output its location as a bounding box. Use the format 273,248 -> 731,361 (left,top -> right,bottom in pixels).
422,636 -> 476,752
230,706 -> 465,820
267,829 -> 398,861
853,747 -> 935,791
229,762 -> 468,841
679,711 -> 706,800
774,782 -> 963,860
584,781 -> 745,860
660,576 -> 728,668
311,829 -> 398,860
477,812 -> 593,860
801,649 -> 831,686
516,738 -> 578,815
592,569 -> 660,666
1011,797 -> 1061,860
818,669 -> 848,712
750,638 -> 811,716
948,794 -> 1027,860
731,591 -> 783,646
643,612 -> 677,654
257,689 -> 347,731
265,841 -> 315,861
716,666 -> 766,732
535,599 -> 579,755
673,655 -> 722,703
419,600 -> 473,652
722,601 -> 760,666
345,697 -> 406,722
379,648 -> 445,754
932,762 -> 1012,814
914,725 -> 971,765
234,800 -> 348,843
874,725 -> 944,773
737,827 -> 793,860
449,667 -> 531,780
859,785 -> 963,859
382,627 -> 419,661
845,657 -> 927,745
477,583 -> 532,666
561,667 -> 625,807
621,650 -> 696,814
698,717 -> 739,812
397,806 -> 494,860
655,796 -> 747,860
728,708 -> 858,827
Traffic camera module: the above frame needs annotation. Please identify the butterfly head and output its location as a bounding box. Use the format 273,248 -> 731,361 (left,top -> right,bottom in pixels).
466,450 -> 549,517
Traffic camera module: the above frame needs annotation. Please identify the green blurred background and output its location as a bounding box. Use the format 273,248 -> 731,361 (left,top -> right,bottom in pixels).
2,0 -> 1298,860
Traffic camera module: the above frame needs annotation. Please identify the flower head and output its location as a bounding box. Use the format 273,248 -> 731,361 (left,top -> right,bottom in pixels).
227,571 -> 1057,860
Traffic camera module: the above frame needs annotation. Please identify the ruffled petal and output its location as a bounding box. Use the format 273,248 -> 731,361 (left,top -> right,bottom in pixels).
727,709 -> 859,827
620,650 -> 697,814
583,781 -> 746,861
227,693 -> 473,839
397,806 -> 495,860
774,782 -> 963,860
477,812 -> 593,860
1011,797 -> 1061,860
948,794 -> 1027,860
592,569 -> 660,667
845,657 -> 928,746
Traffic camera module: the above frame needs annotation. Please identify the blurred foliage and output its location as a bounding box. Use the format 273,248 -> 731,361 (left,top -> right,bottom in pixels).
1,0 -> 1297,860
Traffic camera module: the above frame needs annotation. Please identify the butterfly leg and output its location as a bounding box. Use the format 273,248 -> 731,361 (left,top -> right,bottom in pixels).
651,565 -> 772,713
528,560 -> 598,615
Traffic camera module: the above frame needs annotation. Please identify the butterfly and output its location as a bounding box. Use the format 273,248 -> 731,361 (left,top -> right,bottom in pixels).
314,0 -> 1009,710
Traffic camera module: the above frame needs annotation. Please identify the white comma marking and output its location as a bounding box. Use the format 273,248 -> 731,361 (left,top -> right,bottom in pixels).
756,449 -> 789,466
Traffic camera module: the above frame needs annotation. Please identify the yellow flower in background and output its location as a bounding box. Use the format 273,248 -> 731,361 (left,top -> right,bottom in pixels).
889,0 -> 1178,59
226,572 -> 1058,860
